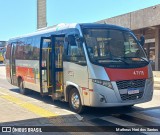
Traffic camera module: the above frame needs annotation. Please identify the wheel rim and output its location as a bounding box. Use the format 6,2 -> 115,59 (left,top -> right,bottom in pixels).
71,92 -> 80,110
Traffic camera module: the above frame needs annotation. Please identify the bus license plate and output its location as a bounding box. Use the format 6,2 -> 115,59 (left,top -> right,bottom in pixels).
128,89 -> 139,95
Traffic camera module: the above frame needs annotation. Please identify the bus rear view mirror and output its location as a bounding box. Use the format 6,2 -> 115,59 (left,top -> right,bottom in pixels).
65,35 -> 84,45
66,35 -> 76,46
76,37 -> 84,43
139,35 -> 145,47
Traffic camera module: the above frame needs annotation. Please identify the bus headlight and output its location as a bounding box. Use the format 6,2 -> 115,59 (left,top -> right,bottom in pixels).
92,79 -> 113,89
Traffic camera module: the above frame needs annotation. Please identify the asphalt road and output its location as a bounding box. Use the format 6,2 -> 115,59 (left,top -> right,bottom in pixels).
0,64 -> 160,135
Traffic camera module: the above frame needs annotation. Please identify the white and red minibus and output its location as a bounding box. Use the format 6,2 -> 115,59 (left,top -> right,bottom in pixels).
6,23 -> 153,113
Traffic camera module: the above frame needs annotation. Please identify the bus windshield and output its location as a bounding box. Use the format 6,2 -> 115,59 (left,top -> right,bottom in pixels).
83,29 -> 148,67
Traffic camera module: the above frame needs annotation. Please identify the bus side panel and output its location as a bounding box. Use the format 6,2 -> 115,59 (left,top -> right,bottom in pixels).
16,60 -> 40,92
63,62 -> 89,106
16,61 -> 35,83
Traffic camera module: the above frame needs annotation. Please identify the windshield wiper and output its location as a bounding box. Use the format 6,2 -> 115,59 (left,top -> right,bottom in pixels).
123,56 -> 149,64
94,56 -> 130,64
135,57 -> 149,64
112,58 -> 130,65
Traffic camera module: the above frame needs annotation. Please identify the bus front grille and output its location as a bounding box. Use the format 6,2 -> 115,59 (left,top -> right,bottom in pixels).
116,79 -> 146,101
116,79 -> 146,89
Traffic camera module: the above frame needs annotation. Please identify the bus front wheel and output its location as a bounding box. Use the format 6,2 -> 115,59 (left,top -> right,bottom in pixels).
69,88 -> 85,114
19,79 -> 27,95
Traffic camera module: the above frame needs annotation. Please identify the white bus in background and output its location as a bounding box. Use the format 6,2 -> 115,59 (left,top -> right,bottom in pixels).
6,23 -> 153,113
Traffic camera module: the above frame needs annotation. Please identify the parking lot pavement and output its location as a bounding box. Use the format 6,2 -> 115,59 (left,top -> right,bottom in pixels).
0,64 -> 92,133
0,87 -> 86,127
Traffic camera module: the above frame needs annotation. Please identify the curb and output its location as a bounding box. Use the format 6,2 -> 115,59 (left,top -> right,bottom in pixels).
154,88 -> 160,90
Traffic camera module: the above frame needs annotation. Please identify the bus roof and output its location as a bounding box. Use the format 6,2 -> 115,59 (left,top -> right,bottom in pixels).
10,23 -> 78,40
9,23 -> 131,40
80,23 -> 130,31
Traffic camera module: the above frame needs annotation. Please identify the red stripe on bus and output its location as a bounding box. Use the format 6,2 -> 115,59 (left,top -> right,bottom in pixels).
82,87 -> 87,90
89,89 -> 93,92
16,66 -> 35,83
105,66 -> 148,81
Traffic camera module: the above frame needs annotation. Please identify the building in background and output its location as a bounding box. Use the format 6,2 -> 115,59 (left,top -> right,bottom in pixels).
37,0 -> 47,29
97,4 -> 160,71
36,1 -> 160,71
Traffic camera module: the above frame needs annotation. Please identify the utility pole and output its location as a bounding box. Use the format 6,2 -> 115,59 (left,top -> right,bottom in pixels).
37,0 -> 47,29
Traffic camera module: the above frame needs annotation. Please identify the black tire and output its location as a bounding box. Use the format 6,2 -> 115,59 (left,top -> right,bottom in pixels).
69,88 -> 85,114
19,79 -> 27,95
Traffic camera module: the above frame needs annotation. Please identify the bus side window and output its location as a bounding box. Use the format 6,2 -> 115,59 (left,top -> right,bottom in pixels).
23,37 -> 33,60
66,35 -> 86,65
15,39 -> 25,60
32,36 -> 40,60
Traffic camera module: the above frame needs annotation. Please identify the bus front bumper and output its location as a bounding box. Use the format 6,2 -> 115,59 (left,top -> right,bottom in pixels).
88,79 -> 153,107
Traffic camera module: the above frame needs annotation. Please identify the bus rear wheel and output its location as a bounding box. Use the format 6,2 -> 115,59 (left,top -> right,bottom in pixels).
19,79 -> 27,95
69,88 -> 85,114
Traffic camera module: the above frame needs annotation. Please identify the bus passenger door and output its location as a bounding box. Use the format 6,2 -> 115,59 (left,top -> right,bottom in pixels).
40,35 -> 65,97
40,37 -> 52,95
51,35 -> 65,99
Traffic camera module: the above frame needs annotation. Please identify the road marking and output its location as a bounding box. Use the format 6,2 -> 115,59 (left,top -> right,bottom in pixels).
101,116 -> 157,135
101,116 -> 141,126
127,112 -> 160,125
0,87 -> 83,122
0,91 -> 8,95
0,95 -> 58,118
